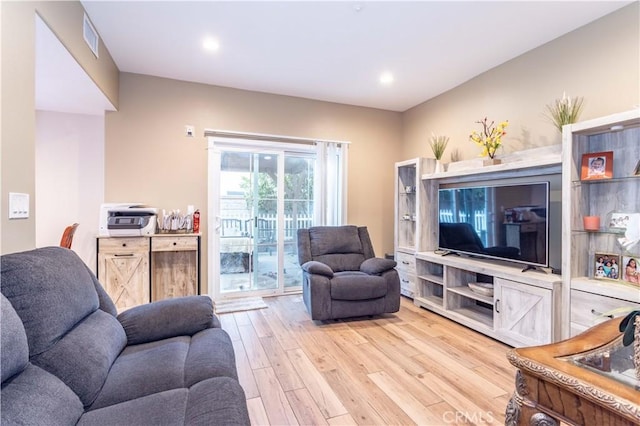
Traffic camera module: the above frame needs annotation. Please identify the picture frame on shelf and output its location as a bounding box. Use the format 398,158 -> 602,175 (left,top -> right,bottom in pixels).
580,151 -> 613,180
594,252 -> 620,280
621,255 -> 639,286
608,212 -> 633,231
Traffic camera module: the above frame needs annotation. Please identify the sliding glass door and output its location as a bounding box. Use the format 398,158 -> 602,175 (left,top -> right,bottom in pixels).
211,145 -> 314,298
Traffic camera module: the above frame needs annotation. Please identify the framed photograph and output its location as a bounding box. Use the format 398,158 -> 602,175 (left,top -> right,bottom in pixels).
608,212 -> 632,230
622,255 -> 639,286
594,252 -> 620,280
581,151 -> 613,180
633,159 -> 640,176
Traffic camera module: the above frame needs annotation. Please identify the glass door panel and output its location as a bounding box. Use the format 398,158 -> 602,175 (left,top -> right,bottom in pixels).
217,148 -> 315,296
283,154 -> 314,289
251,153 -> 278,292
219,151 -> 279,294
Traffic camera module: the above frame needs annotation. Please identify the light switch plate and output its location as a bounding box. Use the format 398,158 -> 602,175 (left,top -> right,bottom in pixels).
9,192 -> 29,219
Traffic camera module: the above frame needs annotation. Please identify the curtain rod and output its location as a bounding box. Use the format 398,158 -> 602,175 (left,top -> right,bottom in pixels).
203,129 -> 350,145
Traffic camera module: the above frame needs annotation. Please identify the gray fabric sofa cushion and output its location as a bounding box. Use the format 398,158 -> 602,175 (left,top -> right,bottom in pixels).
309,225 -> 362,256
1,294 -> 28,383
184,328 -> 239,385
330,272 -> 387,300
89,328 -> 238,410
309,226 -> 367,271
89,336 -> 191,410
314,253 -> 366,273
1,247 -> 102,356
31,309 -> 127,407
301,260 -> 334,277
80,389 -> 189,425
80,377 -> 249,426
117,295 -> 216,345
1,363 -> 84,426
360,257 -> 397,275
185,377 -> 251,425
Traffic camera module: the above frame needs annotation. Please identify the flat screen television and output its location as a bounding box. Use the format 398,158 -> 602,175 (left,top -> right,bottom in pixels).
438,181 -> 550,269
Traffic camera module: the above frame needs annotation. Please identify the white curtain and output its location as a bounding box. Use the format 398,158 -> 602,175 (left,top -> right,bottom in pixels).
315,141 -> 348,226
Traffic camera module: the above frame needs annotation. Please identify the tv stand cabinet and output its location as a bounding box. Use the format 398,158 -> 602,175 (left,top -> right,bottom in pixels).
415,251 -> 561,347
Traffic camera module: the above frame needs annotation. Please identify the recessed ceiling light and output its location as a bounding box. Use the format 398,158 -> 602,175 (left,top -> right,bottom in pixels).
379,72 -> 394,85
203,37 -> 220,52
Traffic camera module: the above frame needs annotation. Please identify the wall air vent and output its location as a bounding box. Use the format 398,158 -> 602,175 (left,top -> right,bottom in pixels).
83,13 -> 99,58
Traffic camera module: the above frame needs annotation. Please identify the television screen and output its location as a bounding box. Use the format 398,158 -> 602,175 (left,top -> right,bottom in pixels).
438,182 -> 550,268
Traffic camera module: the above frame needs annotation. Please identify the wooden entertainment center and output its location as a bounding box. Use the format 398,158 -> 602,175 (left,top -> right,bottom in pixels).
394,109 -> 640,348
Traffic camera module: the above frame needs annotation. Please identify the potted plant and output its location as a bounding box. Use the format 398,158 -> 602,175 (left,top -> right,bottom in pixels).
545,92 -> 585,133
429,133 -> 449,173
469,117 -> 508,165
619,310 -> 640,379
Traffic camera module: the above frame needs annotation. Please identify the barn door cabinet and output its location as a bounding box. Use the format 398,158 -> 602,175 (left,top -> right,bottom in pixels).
97,234 -> 201,311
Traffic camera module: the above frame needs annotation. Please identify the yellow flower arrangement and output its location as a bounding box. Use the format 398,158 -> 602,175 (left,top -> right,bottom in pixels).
469,117 -> 509,159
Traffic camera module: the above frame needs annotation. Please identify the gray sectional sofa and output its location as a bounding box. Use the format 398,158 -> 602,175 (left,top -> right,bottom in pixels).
1,246 -> 250,425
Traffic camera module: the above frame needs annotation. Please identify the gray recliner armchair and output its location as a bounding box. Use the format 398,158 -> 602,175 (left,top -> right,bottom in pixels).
297,225 -> 401,320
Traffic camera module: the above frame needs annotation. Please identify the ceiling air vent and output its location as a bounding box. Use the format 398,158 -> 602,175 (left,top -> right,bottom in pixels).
83,13 -> 99,58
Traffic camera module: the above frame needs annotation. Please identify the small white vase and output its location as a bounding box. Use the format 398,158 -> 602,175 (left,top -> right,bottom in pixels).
434,160 -> 444,173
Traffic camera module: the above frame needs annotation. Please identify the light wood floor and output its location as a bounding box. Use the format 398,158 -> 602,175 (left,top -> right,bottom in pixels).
218,294 -> 517,426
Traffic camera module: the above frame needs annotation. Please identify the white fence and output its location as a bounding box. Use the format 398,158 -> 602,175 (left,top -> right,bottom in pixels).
439,209 -> 487,231
261,214 -> 314,239
221,214 -> 314,240
439,209 -> 488,244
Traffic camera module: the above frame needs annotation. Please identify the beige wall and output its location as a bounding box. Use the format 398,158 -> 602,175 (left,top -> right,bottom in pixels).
105,73 -> 403,293
402,3 -> 640,161
0,1 -> 118,254
35,111 -> 105,271
2,0 -> 638,286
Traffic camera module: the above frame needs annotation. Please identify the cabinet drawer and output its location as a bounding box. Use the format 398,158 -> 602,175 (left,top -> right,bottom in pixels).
99,237 -> 149,253
395,252 -> 416,274
152,236 -> 198,252
398,270 -> 416,298
571,289 -> 640,334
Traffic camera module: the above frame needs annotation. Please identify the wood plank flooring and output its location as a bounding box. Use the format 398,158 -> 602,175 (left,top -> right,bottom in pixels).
218,295 -> 517,425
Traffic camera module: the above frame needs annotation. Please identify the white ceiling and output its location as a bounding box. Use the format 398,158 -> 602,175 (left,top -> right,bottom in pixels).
68,1 -> 632,112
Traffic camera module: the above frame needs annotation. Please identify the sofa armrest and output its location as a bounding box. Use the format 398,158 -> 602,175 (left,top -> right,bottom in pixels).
360,258 -> 397,275
301,261 -> 334,278
117,296 -> 217,345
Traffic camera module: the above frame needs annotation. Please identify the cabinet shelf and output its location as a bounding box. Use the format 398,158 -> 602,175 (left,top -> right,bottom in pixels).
450,306 -> 493,328
571,229 -> 626,235
572,176 -> 639,185
414,295 -> 444,308
448,285 -> 493,305
418,273 -> 443,285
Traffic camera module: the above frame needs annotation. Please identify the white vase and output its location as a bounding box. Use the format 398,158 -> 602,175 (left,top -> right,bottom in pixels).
434,160 -> 444,173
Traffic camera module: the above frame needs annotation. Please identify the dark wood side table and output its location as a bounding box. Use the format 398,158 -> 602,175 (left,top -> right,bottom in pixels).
506,317 -> 640,426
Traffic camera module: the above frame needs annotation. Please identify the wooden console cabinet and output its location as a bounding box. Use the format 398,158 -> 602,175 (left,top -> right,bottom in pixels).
415,252 -> 561,347
97,234 -> 200,311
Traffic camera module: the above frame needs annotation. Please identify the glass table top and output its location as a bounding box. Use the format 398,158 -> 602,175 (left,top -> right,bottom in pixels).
565,335 -> 639,391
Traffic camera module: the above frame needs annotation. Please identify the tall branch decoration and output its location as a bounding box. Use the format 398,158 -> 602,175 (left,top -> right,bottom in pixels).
469,117 -> 509,159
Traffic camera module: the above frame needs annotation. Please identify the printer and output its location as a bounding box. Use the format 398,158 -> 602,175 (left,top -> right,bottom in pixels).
99,203 -> 158,237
